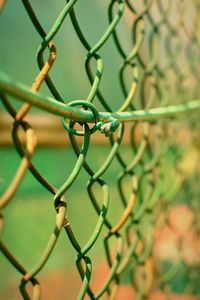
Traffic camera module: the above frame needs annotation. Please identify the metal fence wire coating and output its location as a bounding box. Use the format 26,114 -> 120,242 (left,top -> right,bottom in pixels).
0,0 -> 200,299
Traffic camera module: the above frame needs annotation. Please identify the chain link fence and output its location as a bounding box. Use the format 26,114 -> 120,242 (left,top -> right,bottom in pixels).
0,0 -> 200,299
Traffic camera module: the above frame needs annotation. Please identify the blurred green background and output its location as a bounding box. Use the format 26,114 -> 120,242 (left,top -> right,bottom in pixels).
0,1 -> 200,299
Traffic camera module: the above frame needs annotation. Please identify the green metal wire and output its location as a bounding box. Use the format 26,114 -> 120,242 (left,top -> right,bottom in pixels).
0,70 -> 200,123
0,0 -> 200,299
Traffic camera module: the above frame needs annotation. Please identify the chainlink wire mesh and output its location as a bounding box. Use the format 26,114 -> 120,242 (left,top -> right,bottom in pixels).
0,0 -> 200,299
